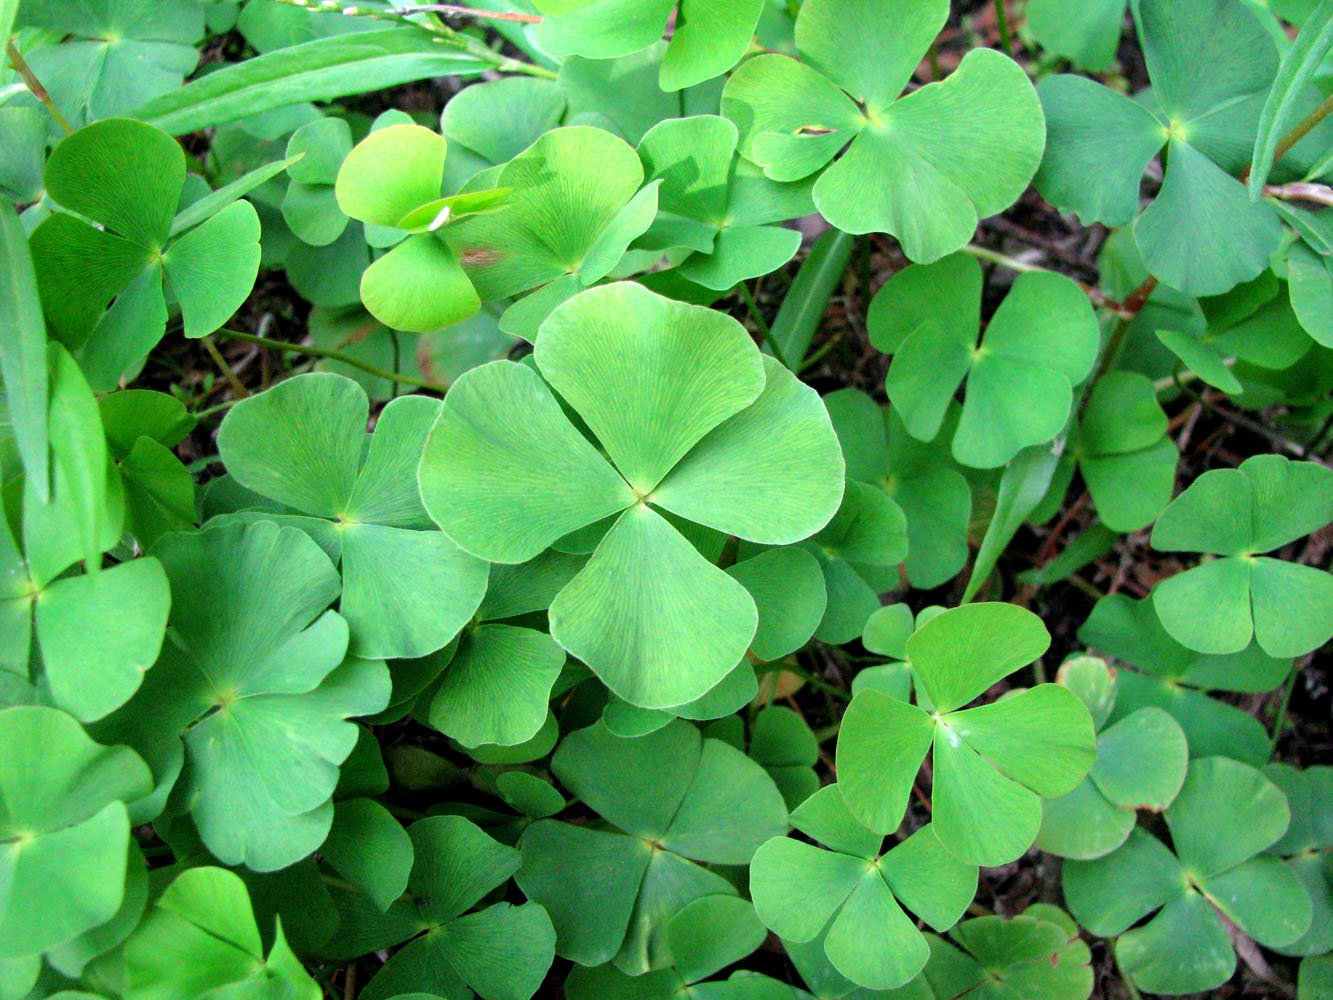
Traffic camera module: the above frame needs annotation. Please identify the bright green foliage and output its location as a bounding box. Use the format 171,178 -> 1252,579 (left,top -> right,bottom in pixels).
517,720 -> 787,972
95,520 -> 390,870
419,281 -> 844,708
1026,0 -> 1127,71
334,124 -> 501,331
30,119 -> 261,386
0,202 -> 47,500
535,0 -> 763,91
1078,593 -> 1288,765
1151,454 -> 1333,656
283,117 -> 354,247
892,905 -> 1093,1000
635,115 -> 806,290
721,0 -> 1043,260
1037,658 -> 1189,860
1065,756 -> 1312,995
823,388 -> 972,588
869,254 -> 1100,468
1264,764 -> 1333,956
347,817 -> 555,1000
1073,371 -> 1178,531
563,896 -> 774,1000
837,604 -> 1096,865
447,127 -> 659,333
1035,0 -> 1284,295
3,2 -> 1332,997
216,372 -> 489,660
0,706 -> 151,957
120,866 -> 320,1000
751,786 -> 975,990
17,0 -> 204,123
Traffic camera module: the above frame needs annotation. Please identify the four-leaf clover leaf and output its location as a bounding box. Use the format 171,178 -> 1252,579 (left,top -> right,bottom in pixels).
30,119 -> 261,388
1034,0 -> 1284,295
418,280 -> 845,709
1064,757 -> 1313,996
751,785 -> 976,990
216,372 -> 490,661
837,603 -> 1096,866
720,0 -> 1044,261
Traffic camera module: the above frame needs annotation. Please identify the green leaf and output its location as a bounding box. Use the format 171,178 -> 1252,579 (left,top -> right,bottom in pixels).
1150,455 -> 1333,655
0,203 -> 49,500
769,228 -> 856,363
550,506 -> 757,708
1135,139 -> 1283,296
122,866 -> 320,1000
19,0 -> 203,124
726,548 -> 827,661
795,0 -> 947,110
517,822 -> 652,967
813,50 -> 1044,261
0,706 -> 151,957
1026,0 -> 1127,70
162,200 -> 262,339
321,798 -> 413,911
428,625 -> 565,747
1089,707 -> 1188,811
360,234 -> 482,333
908,603 -> 1051,714
419,360 -> 635,563
450,127 -> 646,301
219,371 -> 366,516
35,557 -> 169,722
132,29 -> 489,135
335,125 -> 446,228
836,691 -> 935,834
535,281 -> 765,492
1035,75 -> 1166,228
116,521 -> 388,869
651,356 -> 846,543
1166,756 -> 1292,878
45,118 -> 183,250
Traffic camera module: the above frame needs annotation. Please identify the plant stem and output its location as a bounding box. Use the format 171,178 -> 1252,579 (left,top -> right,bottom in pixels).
270,0 -> 557,78
735,282 -> 793,370
962,243 -> 1043,274
1266,92 -> 1333,179
993,0 -> 1014,57
387,4 -> 542,22
1075,274 -> 1157,419
215,328 -> 451,394
5,40 -> 73,136
202,336 -> 250,399
1269,660 -> 1302,757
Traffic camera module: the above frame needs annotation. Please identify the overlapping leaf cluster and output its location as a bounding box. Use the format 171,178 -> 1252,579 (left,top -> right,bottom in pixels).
2,0 -> 1333,998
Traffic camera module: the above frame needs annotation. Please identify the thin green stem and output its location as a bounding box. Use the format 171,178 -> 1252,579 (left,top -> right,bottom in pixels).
994,0 -> 1014,58
1269,659 -> 1302,757
215,328 -> 451,394
268,0 -> 558,79
202,336 -> 250,399
735,282 -> 793,370
194,398 -> 243,421
6,40 -> 73,136
1272,92 -> 1333,175
386,4 -> 543,22
798,332 -> 843,373
961,243 -> 1043,274
1075,275 -> 1157,420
